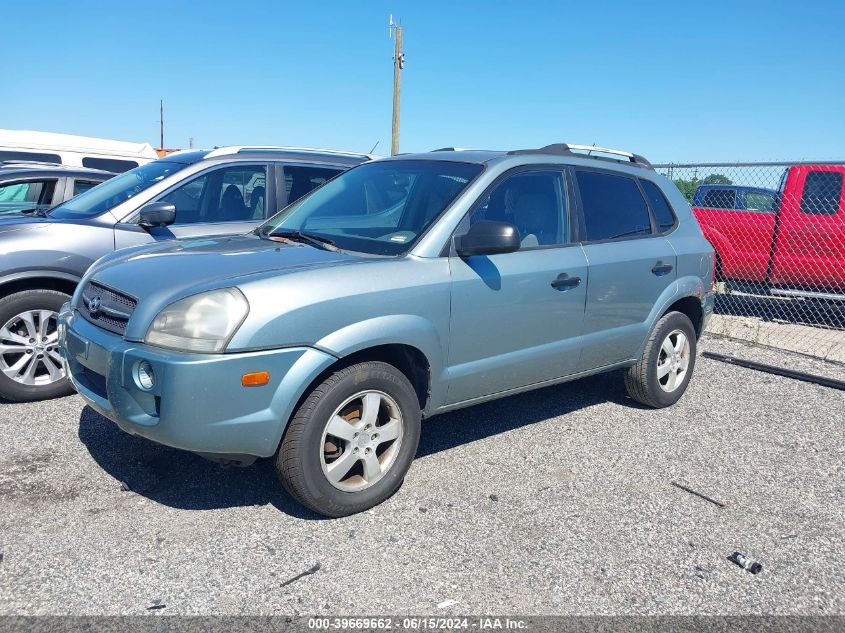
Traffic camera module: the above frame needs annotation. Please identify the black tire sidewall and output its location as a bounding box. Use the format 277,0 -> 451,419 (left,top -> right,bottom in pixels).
291,363 -> 421,516
645,312 -> 697,407
0,289 -> 73,402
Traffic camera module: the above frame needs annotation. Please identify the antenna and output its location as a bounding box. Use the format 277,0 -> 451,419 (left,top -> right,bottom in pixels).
159,100 -> 164,150
369,140 -> 380,154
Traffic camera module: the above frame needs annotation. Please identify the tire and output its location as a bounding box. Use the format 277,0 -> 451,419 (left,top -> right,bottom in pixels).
0,289 -> 73,402
624,311 -> 697,408
276,361 -> 421,517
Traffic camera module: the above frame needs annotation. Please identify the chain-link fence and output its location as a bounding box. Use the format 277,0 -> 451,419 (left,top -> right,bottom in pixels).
653,161 -> 845,366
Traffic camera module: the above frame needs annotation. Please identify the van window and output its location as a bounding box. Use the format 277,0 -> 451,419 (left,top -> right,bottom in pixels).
82,157 -> 139,173
701,188 -> 737,209
0,151 -> 61,164
577,170 -> 652,241
800,171 -> 842,216
73,180 -> 101,196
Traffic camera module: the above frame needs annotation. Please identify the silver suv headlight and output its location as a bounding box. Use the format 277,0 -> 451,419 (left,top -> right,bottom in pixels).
145,288 -> 249,353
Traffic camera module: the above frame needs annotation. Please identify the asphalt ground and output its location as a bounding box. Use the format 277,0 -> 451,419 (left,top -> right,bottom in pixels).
0,337 -> 843,615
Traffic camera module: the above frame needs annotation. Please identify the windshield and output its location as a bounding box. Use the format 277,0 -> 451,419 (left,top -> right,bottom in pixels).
48,160 -> 186,219
259,160 -> 482,255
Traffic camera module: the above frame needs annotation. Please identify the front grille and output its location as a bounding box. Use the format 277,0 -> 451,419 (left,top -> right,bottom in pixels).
78,281 -> 138,335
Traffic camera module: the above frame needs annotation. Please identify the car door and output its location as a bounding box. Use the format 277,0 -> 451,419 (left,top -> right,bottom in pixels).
574,168 -> 678,370
770,166 -> 845,289
113,163 -> 274,249
446,168 -> 588,405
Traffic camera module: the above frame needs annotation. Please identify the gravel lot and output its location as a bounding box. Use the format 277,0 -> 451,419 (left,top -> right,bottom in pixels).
0,337 -> 843,616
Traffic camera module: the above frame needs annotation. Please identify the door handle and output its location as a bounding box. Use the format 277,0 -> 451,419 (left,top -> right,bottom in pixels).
550,273 -> 581,290
651,261 -> 674,276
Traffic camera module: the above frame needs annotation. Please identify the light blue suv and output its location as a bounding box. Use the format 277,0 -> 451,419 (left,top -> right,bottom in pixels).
59,143 -> 715,517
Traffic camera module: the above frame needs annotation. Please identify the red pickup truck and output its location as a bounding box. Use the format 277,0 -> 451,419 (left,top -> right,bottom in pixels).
692,164 -> 845,299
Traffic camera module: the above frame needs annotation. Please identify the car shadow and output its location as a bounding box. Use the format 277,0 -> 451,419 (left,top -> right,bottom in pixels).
78,370 -> 632,517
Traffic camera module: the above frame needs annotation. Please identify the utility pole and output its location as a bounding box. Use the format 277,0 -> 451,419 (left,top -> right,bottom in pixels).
390,16 -> 405,156
159,100 -> 164,150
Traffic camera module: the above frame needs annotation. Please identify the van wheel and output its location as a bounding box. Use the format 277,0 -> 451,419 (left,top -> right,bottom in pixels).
276,361 -> 421,517
0,289 -> 73,402
624,311 -> 697,408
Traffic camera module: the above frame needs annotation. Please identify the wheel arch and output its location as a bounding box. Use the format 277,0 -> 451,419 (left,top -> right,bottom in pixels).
0,271 -> 80,299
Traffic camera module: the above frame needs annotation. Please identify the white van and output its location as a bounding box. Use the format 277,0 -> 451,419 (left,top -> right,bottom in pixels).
0,129 -> 159,173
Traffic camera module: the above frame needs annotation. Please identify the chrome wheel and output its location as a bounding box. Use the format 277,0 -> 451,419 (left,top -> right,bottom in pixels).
319,390 -> 404,492
656,328 -> 690,393
0,310 -> 64,386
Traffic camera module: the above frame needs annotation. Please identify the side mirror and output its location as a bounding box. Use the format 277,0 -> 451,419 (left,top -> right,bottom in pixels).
455,220 -> 521,257
138,201 -> 176,228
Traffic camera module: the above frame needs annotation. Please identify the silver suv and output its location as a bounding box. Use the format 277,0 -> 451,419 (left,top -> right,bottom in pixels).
0,146 -> 368,402
60,143 -> 715,517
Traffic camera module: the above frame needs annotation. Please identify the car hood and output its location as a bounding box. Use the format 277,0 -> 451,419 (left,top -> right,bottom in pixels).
82,234 -> 368,337
0,214 -> 47,233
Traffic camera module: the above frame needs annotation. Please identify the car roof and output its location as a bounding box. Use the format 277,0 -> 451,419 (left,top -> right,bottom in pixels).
382,143 -> 654,171
162,146 -> 372,167
0,162 -> 115,178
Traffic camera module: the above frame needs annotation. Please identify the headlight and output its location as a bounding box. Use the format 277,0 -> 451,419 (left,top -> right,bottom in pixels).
145,288 -> 249,353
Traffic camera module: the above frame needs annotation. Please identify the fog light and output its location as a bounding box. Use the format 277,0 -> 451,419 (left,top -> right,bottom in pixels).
135,360 -> 155,391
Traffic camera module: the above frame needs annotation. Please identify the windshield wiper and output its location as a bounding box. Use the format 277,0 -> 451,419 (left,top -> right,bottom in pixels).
268,229 -> 339,252
20,208 -> 49,218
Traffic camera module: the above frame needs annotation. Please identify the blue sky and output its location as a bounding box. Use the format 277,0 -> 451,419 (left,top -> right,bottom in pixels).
3,0 -> 843,162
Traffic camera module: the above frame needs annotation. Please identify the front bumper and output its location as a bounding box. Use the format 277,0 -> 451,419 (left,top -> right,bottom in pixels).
59,306 -> 336,458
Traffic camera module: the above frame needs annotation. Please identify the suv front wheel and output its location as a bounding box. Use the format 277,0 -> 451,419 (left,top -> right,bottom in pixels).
624,311 -> 697,408
0,289 -> 73,402
276,361 -> 421,517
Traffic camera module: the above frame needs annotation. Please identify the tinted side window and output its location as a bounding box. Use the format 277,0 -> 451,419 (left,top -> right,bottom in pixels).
800,171 -> 842,216
283,166 -> 343,206
470,170 -> 568,249
640,179 -> 676,232
576,171 -> 651,241
73,180 -> 101,196
701,188 -> 737,209
0,151 -> 61,164
82,157 -> 138,173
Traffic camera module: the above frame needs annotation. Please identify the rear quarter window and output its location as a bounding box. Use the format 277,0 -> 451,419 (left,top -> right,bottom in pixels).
640,179 -> 677,232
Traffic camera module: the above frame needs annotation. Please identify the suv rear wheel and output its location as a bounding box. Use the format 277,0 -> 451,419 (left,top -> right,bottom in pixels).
624,311 -> 697,408
0,289 -> 73,402
276,361 -> 421,517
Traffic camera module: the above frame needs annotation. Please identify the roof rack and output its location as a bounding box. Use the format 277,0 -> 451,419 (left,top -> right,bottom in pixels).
507,143 -> 652,169
204,145 -> 375,160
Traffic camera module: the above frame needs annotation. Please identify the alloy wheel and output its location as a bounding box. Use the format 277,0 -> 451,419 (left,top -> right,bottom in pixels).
656,328 -> 690,393
319,390 -> 404,492
0,310 -> 64,386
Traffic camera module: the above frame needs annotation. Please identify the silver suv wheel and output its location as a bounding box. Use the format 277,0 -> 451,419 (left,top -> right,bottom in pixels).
656,329 -> 690,393
0,309 -> 64,386
319,390 -> 404,492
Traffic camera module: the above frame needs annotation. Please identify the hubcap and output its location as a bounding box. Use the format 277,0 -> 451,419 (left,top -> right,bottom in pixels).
656,328 -> 690,393
319,390 -> 404,492
0,310 -> 64,387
